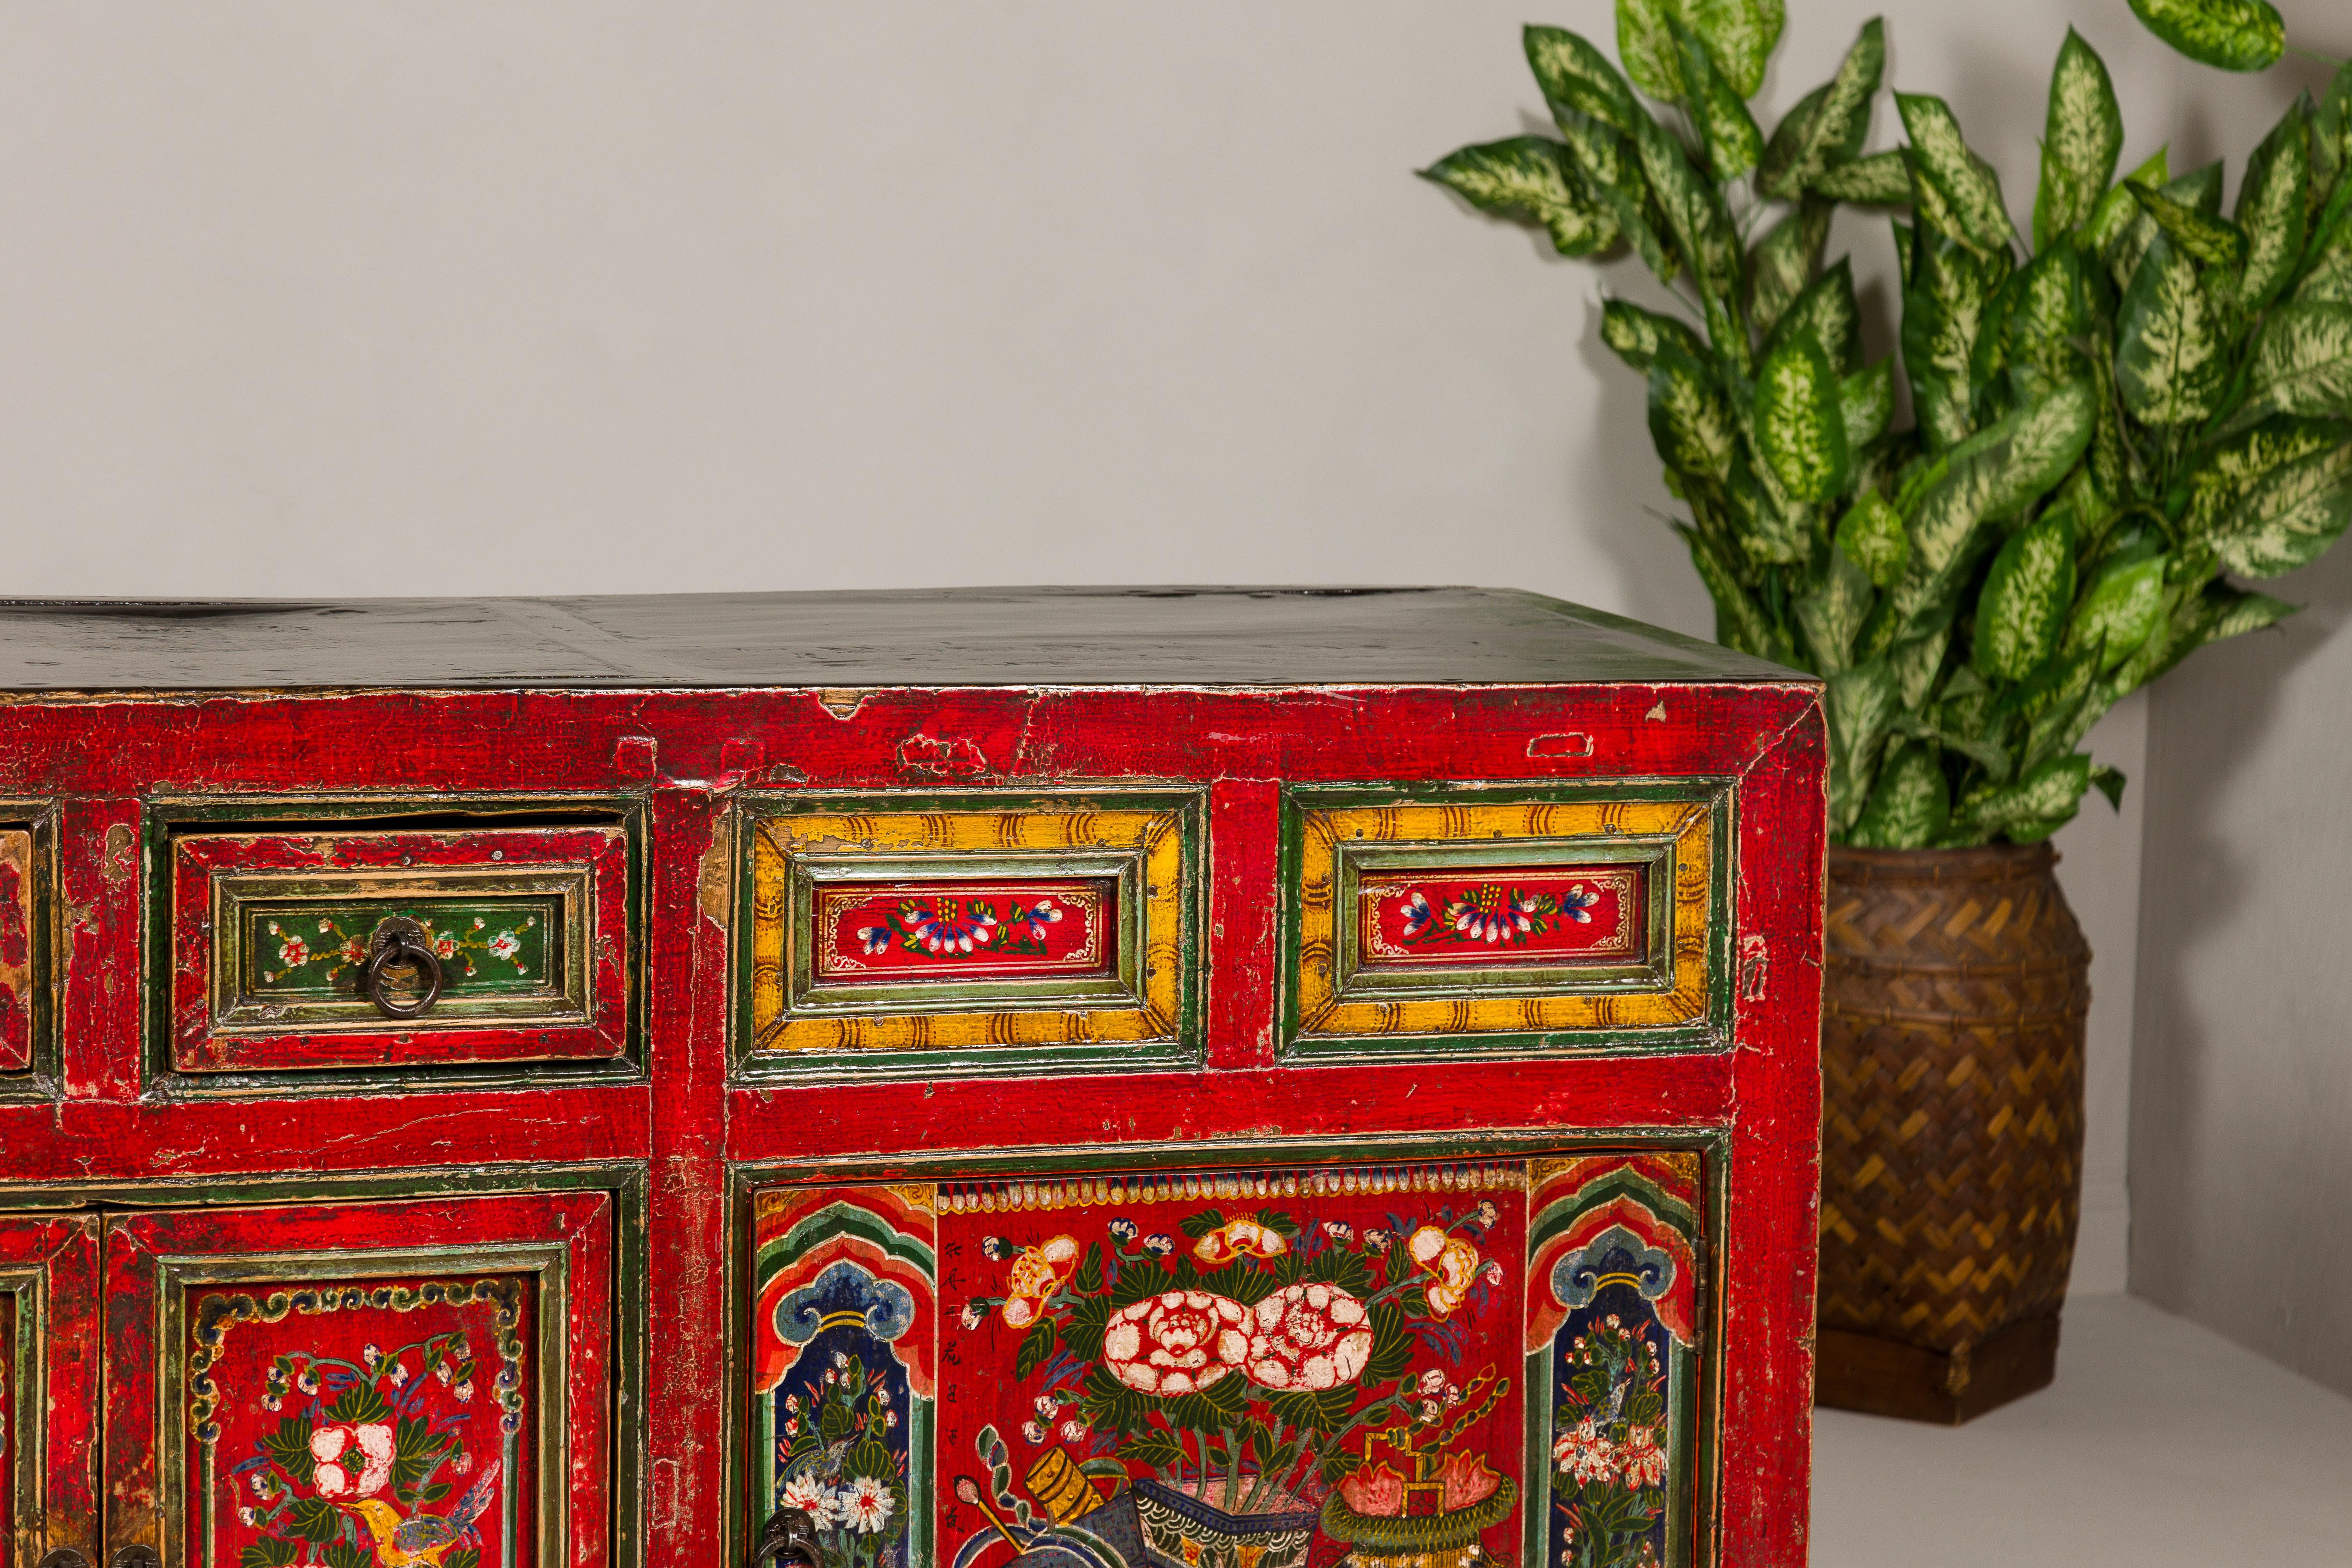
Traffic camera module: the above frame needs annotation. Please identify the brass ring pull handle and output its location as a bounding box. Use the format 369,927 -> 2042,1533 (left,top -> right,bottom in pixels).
361,916 -> 444,1020
39,1550 -> 94,1568
110,1549 -> 161,1568
750,1508 -> 824,1568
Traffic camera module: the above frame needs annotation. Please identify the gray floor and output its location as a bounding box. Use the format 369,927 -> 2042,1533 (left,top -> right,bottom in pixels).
1811,1293 -> 2352,1565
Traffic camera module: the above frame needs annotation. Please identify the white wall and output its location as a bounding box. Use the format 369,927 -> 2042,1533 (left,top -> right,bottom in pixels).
8,0 -> 2305,1305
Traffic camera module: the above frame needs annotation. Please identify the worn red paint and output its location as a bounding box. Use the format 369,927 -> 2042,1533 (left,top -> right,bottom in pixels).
0,590 -> 1826,1568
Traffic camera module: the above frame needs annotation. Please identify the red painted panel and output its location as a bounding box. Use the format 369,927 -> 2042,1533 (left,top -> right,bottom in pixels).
0,1213 -> 103,1563
169,825 -> 630,1072
814,880 -> 1114,983
1356,869 -> 1640,971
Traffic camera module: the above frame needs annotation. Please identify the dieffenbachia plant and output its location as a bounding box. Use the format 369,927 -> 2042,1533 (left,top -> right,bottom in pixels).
1425,0 -> 2352,846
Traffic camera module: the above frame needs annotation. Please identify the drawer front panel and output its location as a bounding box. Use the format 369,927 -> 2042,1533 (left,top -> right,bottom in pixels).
1284,784 -> 1731,1058
740,792 -> 1200,1076
170,825 -> 630,1072
748,1150 -> 1709,1568
0,828 -> 31,1073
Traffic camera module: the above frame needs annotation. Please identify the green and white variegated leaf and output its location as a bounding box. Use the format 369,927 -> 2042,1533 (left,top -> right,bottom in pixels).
1755,335 -> 1850,503
1811,151 -> 1912,205
1897,93 -> 2019,259
2240,302 -> 2352,424
1727,451 -> 1816,563
1901,232 -> 1997,451
2183,416 -> 2346,535
2126,180 -> 2246,268
1679,524 -> 1789,663
1795,541 -> 1874,672
2034,30 -> 2124,250
2299,221 -> 2352,305
2316,61 -> 2352,206
1746,197 -> 1832,342
1836,489 -> 1910,587
1825,656 -> 1901,835
1550,112 -> 1683,285
2235,102 -> 2312,313
1846,740 -> 1950,848
1959,753 -> 2093,842
2002,238 -> 2090,397
1671,16 -> 1763,177
1420,138 -> 1621,256
2116,236 -> 2226,426
2104,161 -> 2219,289
1691,0 -> 1784,99
1890,619 -> 1954,709
1840,361 -> 1896,451
2023,644 -> 2107,772
2063,553 -> 2167,669
1616,0 -> 1692,103
1973,507 -> 2076,680
1974,377 -> 2099,520
1647,347 -> 1739,483
2208,438 -> 2352,577
1766,257 -> 1863,373
1631,113 -> 1743,314
1524,26 -> 1642,137
2127,0 -> 2284,73
2111,580 -> 2295,697
1600,298 -> 1709,372
2085,146 -> 2169,261
1755,19 -> 1883,201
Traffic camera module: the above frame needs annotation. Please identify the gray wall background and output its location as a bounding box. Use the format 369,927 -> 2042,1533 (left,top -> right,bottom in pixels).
0,0 -> 2340,1383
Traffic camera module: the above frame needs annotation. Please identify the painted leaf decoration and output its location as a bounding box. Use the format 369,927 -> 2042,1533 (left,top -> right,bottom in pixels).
2234,101 -> 2311,313
1812,152 -> 1912,205
1672,16 -> 1763,177
2127,0 -> 2284,72
1755,335 -> 1850,503
2116,236 -> 2225,426
1897,93 -> 2019,258
1600,298 -> 1707,372
1421,138 -> 1620,256
2034,30 -> 2124,250
1961,753 -> 2094,839
1847,742 -> 1950,849
2085,146 -> 2169,261
1524,26 -> 1641,137
1836,490 -> 1909,588
2125,181 -> 2246,269
2063,554 -> 2168,670
1840,360 -> 1896,452
1766,256 -> 1863,373
1973,507 -> 2076,680
1755,19 -> 1883,200
2242,302 -> 2352,423
1746,197 -> 1832,340
1647,348 -> 1738,482
2208,439 -> 2352,577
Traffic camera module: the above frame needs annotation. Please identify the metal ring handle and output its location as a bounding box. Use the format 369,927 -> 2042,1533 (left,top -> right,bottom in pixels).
361,917 -> 444,1019
751,1508 -> 824,1568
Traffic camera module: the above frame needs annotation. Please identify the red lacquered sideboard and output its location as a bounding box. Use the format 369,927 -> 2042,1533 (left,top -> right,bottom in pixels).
0,588 -> 1824,1568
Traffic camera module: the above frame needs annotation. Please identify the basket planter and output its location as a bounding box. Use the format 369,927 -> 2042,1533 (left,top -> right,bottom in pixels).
1816,841 -> 2090,1424
1130,1478 -> 1318,1568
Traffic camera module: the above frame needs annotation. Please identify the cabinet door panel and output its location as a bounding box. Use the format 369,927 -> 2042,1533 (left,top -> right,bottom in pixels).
749,1151 -> 1711,1568
103,1193 -> 611,1568
2,1215 -> 101,1568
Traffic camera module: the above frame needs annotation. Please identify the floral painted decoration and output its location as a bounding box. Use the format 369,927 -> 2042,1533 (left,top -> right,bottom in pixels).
855,897 -> 1064,960
255,913 -> 537,989
773,1347 -> 910,1568
1550,1316 -> 1670,1568
1398,884 -> 1597,949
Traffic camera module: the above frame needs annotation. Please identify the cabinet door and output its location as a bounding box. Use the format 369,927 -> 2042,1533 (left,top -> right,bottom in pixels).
3,1215 -> 102,1568
101,1193 -> 613,1568
747,1151 -> 1710,1568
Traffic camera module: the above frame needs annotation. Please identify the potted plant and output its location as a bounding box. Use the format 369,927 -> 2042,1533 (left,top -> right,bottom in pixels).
1425,0 -> 2352,1420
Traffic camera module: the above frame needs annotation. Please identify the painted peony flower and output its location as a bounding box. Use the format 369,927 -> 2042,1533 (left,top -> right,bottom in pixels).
1001,1235 -> 1081,1328
1408,1225 -> 1484,1318
1103,1289 -> 1250,1396
1617,1425 -> 1665,1489
844,1475 -> 895,1533
779,1474 -> 838,1528
1242,1281 -> 1373,1391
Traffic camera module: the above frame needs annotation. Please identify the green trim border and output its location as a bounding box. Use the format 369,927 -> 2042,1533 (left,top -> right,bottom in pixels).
727,787 -> 1207,1086
723,1125 -> 1730,1568
138,793 -> 652,1100
0,1161 -> 648,1568
0,797 -> 63,1104
1276,778 -> 1739,1062
2,1257 -> 53,1557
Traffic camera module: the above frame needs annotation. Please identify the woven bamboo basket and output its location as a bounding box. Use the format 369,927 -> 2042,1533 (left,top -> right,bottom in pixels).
1815,840 -> 2090,1423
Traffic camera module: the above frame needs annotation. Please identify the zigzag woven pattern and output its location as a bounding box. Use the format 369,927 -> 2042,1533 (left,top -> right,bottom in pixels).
1817,843 -> 2089,1353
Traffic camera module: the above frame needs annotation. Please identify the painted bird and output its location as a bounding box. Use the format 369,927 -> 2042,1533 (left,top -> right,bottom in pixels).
341,1462 -> 501,1568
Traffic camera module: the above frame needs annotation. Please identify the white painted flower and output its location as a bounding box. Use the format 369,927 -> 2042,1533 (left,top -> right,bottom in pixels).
844,1475 -> 895,1534
489,930 -> 522,961
780,1474 -> 839,1528
1021,1420 -> 1047,1444
1033,1394 -> 1060,1419
1058,1419 -> 1087,1443
455,1380 -> 475,1403
1417,1368 -> 1447,1395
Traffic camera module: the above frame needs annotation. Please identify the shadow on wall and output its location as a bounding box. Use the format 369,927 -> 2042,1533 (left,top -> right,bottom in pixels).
2129,527 -> 2352,1395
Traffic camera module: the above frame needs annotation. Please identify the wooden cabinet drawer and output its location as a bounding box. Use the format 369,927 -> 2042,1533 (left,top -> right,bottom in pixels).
747,1147 -> 1710,1568
0,826 -> 34,1075
167,823 -> 631,1075
1282,783 -> 1731,1059
737,791 -> 1201,1078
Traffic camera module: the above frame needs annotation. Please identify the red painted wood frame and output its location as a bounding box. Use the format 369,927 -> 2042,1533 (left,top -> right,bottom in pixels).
0,679 -> 1824,1568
